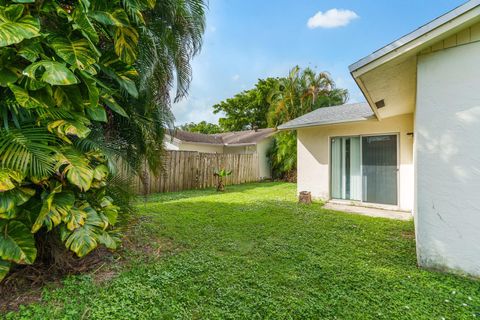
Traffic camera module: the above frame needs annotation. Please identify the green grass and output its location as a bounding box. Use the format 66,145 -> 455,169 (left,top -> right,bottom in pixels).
6,183 -> 480,319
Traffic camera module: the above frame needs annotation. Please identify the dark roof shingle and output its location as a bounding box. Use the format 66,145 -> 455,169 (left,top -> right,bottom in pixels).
277,102 -> 375,130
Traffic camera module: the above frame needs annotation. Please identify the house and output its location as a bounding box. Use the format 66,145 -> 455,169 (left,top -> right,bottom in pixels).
164,128 -> 276,179
279,0 -> 480,277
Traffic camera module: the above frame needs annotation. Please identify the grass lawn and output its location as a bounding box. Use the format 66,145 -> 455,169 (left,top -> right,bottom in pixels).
5,182 -> 480,319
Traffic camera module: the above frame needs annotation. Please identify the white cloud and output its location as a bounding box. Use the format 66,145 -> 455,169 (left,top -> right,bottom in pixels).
232,74 -> 240,81
307,9 -> 359,29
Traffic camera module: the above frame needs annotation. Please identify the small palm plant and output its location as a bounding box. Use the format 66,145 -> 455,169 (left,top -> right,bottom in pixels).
213,168 -> 232,192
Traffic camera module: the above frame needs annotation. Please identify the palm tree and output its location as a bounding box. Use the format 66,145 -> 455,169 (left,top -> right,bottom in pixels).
0,0 -> 207,280
268,66 -> 347,128
107,0 -> 207,178
267,66 -> 349,180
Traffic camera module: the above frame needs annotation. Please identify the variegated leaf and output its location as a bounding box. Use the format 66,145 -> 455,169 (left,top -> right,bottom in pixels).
0,5 -> 40,47
48,35 -> 98,70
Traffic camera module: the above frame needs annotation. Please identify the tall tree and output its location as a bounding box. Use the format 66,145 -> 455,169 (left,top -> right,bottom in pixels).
268,66 -> 348,180
213,77 -> 279,131
180,121 -> 223,134
0,0 -> 206,280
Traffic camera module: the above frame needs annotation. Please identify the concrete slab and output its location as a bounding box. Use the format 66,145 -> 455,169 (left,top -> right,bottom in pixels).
322,203 -> 413,221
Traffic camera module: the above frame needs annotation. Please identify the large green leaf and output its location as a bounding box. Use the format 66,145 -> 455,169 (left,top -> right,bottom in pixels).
0,187 -> 35,219
90,9 -> 130,27
72,7 -> 99,44
47,119 -> 91,143
67,165 -> 94,192
17,38 -> 43,62
64,207 -> 87,231
0,170 -> 16,192
32,188 -> 75,233
86,104 -> 107,122
23,61 -> 79,86
96,230 -> 117,250
114,26 -> 138,64
79,70 -> 100,107
0,220 -> 37,264
0,5 -> 40,47
64,224 -> 97,257
0,67 -> 18,86
101,94 -> 128,117
48,35 -> 98,70
9,84 -> 55,109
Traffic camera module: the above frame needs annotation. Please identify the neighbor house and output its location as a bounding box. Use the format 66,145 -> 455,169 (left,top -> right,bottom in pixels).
164,128 -> 275,179
279,0 -> 480,277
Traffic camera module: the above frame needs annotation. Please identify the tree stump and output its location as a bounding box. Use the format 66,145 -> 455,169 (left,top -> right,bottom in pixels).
298,191 -> 312,204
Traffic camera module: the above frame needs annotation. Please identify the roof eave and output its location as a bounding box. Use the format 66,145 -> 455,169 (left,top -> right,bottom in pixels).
349,0 -> 480,75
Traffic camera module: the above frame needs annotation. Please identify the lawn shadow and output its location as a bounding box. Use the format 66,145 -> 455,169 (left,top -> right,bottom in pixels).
137,181 -> 292,204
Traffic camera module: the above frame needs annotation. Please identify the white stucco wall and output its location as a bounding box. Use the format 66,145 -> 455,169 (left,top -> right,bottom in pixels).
297,114 -> 414,211
415,41 -> 480,277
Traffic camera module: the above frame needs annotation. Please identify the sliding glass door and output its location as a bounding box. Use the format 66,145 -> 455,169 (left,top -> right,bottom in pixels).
330,137 -> 362,201
330,134 -> 398,205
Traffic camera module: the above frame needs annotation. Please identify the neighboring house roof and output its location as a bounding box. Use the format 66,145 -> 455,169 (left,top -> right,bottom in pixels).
219,128 -> 276,146
349,0 -> 480,73
277,102 -> 375,130
168,128 -> 276,146
174,130 -> 224,145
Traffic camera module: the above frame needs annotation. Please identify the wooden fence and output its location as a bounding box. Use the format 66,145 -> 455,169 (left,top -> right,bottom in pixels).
130,151 -> 260,194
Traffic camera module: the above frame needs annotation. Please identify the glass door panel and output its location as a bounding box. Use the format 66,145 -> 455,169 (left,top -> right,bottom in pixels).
330,137 -> 361,201
361,135 -> 398,205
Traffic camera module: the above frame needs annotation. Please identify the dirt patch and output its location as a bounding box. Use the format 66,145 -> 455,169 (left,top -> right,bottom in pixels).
0,216 -> 183,313
401,230 -> 415,240
0,247 -> 115,313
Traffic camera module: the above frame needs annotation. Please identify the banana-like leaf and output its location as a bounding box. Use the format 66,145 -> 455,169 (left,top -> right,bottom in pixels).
0,259 -> 10,281
114,26 -> 138,65
0,5 -> 40,47
0,220 -> 37,264
32,188 -> 75,233
23,61 -> 79,86
9,84 -> 55,108
48,35 -> 98,70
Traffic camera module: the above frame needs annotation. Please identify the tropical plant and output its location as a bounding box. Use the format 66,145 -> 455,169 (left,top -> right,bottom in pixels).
213,78 -> 280,131
180,121 -> 223,134
0,0 -> 206,281
213,168 -> 232,192
268,66 -> 348,180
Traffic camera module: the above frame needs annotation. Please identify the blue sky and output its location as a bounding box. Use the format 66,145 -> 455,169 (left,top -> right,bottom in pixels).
172,0 -> 466,125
